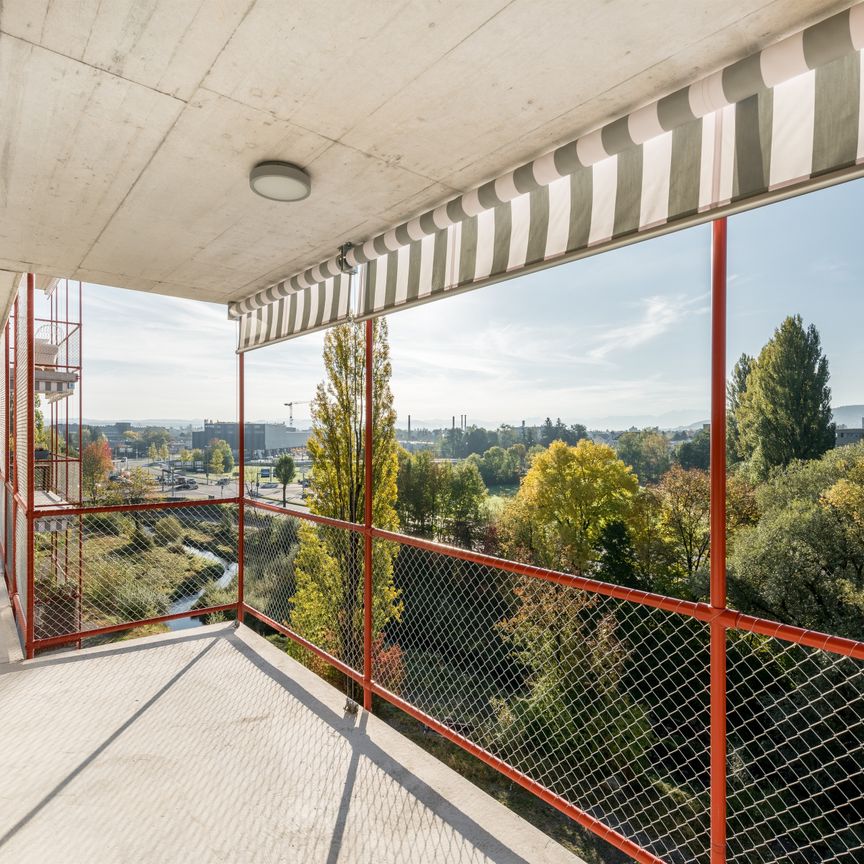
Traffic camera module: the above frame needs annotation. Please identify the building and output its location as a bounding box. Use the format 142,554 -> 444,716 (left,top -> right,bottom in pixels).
836,419 -> 864,447
193,419 -> 310,457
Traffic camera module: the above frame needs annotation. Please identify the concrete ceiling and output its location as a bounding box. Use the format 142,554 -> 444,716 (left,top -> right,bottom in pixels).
0,0 -> 853,308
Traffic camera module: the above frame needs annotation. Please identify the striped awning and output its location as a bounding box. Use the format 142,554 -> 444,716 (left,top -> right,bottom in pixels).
357,9 -> 864,317
237,274 -> 351,352
230,4 -> 864,340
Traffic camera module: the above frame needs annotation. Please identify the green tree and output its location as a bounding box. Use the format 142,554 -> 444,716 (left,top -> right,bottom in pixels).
736,316 -> 834,476
442,460 -> 488,547
727,353 -> 753,463
676,426 -> 710,470
208,448 -> 224,477
616,428 -> 671,486
396,449 -> 447,537
273,452 -> 296,507
730,443 -> 864,638
291,320 -> 401,695
204,438 -> 233,477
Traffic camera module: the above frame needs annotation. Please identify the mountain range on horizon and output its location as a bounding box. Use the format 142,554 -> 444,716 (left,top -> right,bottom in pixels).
78,404 -> 864,434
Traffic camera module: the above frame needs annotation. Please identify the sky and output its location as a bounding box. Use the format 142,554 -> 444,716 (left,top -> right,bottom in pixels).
69,177 -> 864,429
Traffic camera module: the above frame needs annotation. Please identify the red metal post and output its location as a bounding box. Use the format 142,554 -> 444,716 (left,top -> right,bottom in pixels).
237,351 -> 245,624
25,273 -> 35,659
710,218 -> 728,864
363,318 -> 374,710
2,319 -> 9,592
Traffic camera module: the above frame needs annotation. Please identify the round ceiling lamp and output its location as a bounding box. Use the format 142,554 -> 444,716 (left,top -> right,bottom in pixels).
249,161 -> 311,202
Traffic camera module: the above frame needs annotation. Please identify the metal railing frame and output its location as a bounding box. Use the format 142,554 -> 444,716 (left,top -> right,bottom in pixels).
2,221 -> 862,863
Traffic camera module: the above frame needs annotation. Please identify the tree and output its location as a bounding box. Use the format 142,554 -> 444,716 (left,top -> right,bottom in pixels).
736,316 -> 834,475
396,449 -> 447,537
273,452 -> 296,507
442,460 -> 488,547
727,353 -> 753,463
291,320 -> 401,695
204,439 -> 233,477
676,427 -> 710,470
656,465 -> 711,589
82,439 -> 113,502
729,443 -> 864,639
207,448 -> 224,477
500,439 -> 638,575
123,429 -> 142,457
616,428 -> 671,486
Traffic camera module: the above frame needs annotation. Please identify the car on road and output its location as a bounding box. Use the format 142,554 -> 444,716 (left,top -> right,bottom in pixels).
261,482 -> 278,489
175,481 -> 199,491
216,478 -> 230,486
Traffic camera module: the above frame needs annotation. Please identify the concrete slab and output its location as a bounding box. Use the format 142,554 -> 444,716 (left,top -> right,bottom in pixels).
0,0 -> 851,303
0,579 -> 23,669
0,623 -> 585,863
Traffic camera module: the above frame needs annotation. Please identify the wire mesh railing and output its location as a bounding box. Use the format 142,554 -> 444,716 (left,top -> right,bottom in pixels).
237,501 -> 864,864
31,502 -> 239,647
243,504 -> 365,682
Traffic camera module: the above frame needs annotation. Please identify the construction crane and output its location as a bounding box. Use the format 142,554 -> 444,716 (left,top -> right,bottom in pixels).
283,400 -> 310,426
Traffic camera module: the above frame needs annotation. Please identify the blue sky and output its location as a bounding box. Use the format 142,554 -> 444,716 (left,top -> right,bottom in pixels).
75,177 -> 864,429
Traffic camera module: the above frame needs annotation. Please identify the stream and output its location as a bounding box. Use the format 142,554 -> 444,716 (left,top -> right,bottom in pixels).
167,545 -> 237,630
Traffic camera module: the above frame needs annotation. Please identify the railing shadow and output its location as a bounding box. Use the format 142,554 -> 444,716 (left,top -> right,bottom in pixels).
0,624 -> 560,864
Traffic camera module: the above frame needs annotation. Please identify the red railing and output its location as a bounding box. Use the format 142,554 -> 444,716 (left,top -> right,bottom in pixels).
3,223 -> 863,864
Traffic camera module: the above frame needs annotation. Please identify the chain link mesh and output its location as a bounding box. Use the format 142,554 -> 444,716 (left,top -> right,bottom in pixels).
33,504 -> 238,640
15,287 -> 28,504
726,631 -> 864,863
15,507 -> 27,620
243,505 -> 365,676
382,539 -> 711,863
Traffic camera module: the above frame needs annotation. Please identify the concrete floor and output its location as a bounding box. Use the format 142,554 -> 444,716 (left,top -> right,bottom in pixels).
0,621 -> 585,864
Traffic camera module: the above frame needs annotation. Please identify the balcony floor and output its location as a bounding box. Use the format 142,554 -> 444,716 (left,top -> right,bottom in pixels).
0,621 -> 583,863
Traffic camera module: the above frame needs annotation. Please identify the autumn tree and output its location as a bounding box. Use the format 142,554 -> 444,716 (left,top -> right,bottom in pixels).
500,439 -> 638,575
736,316 -> 834,476
82,439 -> 113,502
291,320 -> 401,693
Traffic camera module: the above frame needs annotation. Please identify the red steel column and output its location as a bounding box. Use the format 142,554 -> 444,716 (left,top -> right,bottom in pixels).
237,351 -> 245,624
363,318 -> 374,710
3,320 -> 9,590
710,218 -> 728,864
25,273 -> 35,659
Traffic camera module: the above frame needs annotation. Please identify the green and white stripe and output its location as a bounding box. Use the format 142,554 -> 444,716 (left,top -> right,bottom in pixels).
231,4 -> 864,343
237,275 -> 350,352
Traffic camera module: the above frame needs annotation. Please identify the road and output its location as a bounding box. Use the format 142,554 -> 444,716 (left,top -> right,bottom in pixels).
119,458 -> 309,510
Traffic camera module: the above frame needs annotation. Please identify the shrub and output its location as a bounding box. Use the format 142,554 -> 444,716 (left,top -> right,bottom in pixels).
154,515 -> 184,545
83,512 -> 129,536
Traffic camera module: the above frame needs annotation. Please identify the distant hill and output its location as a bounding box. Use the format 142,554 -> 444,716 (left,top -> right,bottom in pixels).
833,405 -> 864,429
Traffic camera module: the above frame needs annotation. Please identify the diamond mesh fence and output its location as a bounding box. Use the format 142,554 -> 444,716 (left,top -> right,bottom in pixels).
15,287 -> 28,505
32,503 -> 238,641
243,505 -> 365,677
382,538 -> 712,864
726,631 -> 864,863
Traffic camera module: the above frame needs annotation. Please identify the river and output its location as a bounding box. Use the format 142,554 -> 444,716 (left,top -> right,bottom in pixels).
167,545 -> 237,630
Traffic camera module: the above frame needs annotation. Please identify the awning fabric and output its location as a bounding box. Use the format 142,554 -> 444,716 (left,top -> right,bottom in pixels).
237,274 -> 350,352
231,4 -> 864,346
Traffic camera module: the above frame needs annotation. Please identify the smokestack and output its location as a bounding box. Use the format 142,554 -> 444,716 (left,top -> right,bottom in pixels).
452,415 -> 456,432
407,414 -> 411,439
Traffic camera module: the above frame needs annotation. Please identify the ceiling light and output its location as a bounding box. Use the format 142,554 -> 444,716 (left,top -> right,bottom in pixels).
249,161 -> 311,202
